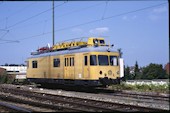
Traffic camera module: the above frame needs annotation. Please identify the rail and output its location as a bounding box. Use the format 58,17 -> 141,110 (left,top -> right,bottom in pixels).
0,85 -> 168,112
0,101 -> 32,112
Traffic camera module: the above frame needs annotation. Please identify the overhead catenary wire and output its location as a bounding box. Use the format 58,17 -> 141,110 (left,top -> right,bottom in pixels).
7,1 -> 68,29
0,32 -> 19,44
0,31 -> 9,39
101,0 -> 109,19
0,1 -> 68,43
0,2 -> 37,23
0,29 -> 9,32
0,1 -> 104,42
0,29 -> 10,40
55,2 -> 104,18
0,40 -> 19,44
104,2 -> 167,20
0,39 -> 19,43
14,2 -> 167,42
5,2 -> 104,32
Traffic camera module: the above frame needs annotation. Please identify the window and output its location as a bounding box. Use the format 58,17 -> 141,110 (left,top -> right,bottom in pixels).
110,56 -> 118,66
99,40 -> 105,44
98,55 -> 109,66
67,58 -> 69,66
53,58 -> 60,67
90,55 -> 97,65
32,61 -> 37,68
69,57 -> 74,66
72,57 -> 74,66
84,56 -> 88,66
65,58 -> 67,66
70,57 -> 72,66
93,39 -> 98,44
65,58 -> 69,67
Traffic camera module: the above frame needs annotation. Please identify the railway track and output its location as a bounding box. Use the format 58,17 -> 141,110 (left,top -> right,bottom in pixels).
111,91 -> 169,102
0,101 -> 32,112
38,83 -> 169,102
39,84 -> 169,104
0,85 -> 168,112
0,93 -> 83,112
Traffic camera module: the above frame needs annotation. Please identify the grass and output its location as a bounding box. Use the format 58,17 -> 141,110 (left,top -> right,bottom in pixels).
0,73 -> 15,84
110,82 -> 169,93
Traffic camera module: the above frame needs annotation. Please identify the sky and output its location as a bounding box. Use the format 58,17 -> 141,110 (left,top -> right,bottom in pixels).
0,0 -> 169,67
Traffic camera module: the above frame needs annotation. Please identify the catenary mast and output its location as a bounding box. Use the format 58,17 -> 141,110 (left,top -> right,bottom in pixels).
52,0 -> 55,46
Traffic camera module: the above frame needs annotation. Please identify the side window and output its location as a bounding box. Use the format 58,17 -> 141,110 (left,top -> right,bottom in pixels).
32,61 -> 37,68
72,57 -> 74,66
67,58 -> 69,66
110,56 -> 118,66
65,58 -> 67,66
70,57 -> 72,66
90,55 -> 97,65
84,56 -> 88,66
70,57 -> 74,66
53,58 -> 60,67
65,57 -> 74,67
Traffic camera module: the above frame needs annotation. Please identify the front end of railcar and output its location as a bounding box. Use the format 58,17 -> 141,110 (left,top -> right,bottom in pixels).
86,37 -> 124,86
98,58 -> 124,86
88,52 -> 124,86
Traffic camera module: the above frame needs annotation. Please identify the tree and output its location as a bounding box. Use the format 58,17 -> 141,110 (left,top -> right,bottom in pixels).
124,65 -> 133,80
142,63 -> 167,79
124,66 -> 130,80
0,70 -> 8,83
4,63 -> 8,66
134,61 -> 140,79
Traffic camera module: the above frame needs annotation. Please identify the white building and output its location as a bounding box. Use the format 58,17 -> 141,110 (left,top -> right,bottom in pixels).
0,65 -> 27,79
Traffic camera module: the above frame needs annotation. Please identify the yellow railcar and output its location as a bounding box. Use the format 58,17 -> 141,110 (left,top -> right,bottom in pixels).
27,37 -> 124,87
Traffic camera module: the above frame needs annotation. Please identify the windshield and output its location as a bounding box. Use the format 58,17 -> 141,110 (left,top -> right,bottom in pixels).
110,56 -> 118,66
98,55 -> 109,66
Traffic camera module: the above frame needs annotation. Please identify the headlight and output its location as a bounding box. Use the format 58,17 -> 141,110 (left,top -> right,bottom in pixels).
117,71 -> 120,75
99,71 -> 102,75
108,70 -> 112,75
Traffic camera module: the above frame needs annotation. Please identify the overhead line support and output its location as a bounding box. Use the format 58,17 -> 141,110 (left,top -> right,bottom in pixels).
52,0 -> 55,46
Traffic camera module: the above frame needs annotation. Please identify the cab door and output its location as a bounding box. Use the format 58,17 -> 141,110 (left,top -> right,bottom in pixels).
64,56 -> 75,79
83,54 -> 90,79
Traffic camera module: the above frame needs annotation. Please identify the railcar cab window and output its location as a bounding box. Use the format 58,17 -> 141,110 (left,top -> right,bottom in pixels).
93,39 -> 98,44
90,55 -> 97,65
53,58 -> 60,67
98,55 -> 109,66
99,40 -> 105,44
32,61 -> 37,68
110,56 -> 118,66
